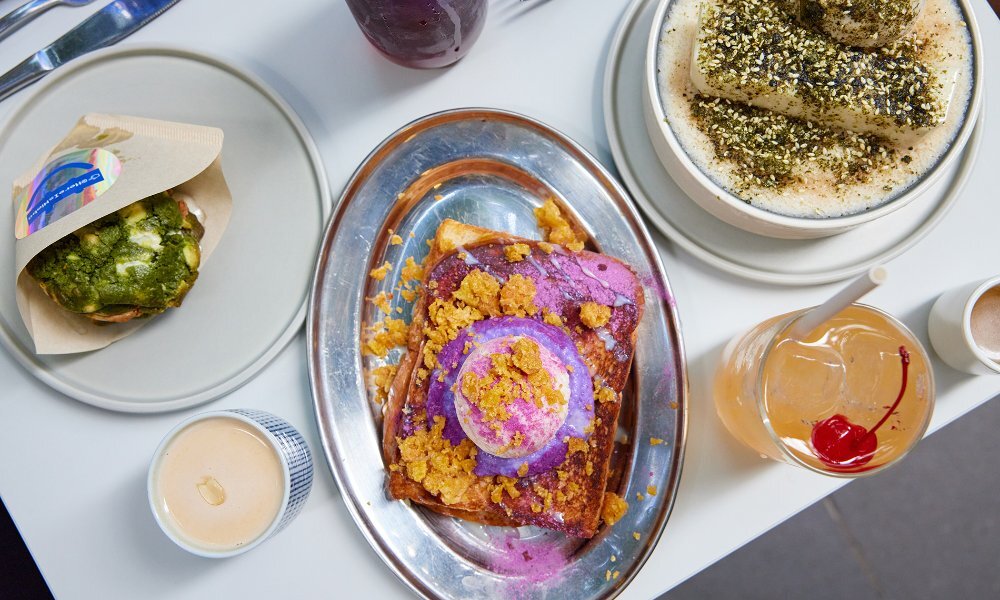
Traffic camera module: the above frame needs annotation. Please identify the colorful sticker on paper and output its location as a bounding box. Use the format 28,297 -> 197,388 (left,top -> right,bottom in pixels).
13,148 -> 122,239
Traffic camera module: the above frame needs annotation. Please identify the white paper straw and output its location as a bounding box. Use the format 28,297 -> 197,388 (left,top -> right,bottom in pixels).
787,266 -> 888,341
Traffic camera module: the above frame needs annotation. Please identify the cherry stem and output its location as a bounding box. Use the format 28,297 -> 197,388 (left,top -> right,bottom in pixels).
858,345 -> 910,446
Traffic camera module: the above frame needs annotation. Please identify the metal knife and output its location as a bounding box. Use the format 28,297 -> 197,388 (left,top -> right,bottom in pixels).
0,0 -> 180,102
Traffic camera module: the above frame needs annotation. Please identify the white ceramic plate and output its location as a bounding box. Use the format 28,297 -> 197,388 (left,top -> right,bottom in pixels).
604,0 -> 985,285
0,45 -> 331,412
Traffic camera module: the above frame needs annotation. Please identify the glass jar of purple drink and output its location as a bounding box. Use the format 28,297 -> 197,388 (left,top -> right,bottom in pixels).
345,0 -> 488,69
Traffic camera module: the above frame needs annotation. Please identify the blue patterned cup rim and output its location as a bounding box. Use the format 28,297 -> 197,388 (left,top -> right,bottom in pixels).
147,409 -> 303,558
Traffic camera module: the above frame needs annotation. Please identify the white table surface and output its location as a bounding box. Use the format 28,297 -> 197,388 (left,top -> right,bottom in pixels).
1,0 -> 998,598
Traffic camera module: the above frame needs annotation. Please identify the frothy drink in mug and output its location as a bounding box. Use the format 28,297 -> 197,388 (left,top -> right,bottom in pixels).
970,286 -> 1000,363
150,417 -> 284,552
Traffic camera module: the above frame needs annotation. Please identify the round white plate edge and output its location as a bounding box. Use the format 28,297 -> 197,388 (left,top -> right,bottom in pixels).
0,44 -> 333,413
603,0 -> 985,287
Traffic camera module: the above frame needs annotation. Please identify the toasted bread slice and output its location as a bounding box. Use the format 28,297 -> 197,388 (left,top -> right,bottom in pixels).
383,219 -> 643,538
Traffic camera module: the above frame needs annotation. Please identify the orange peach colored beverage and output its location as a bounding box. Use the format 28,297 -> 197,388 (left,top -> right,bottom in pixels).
714,304 -> 934,476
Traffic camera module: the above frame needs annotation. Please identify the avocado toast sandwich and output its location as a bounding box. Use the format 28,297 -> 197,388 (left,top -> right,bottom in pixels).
26,191 -> 204,323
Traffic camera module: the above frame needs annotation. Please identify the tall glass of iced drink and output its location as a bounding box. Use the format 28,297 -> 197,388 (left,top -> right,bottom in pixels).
714,303 -> 934,476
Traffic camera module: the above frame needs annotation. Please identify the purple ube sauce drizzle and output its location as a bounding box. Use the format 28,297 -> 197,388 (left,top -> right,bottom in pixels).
488,532 -> 568,587
426,317 -> 594,477
641,273 -> 675,307
408,242 -> 642,480
427,243 -> 642,362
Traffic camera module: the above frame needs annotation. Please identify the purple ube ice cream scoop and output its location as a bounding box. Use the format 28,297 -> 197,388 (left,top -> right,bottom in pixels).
453,335 -> 570,459
426,317 -> 595,478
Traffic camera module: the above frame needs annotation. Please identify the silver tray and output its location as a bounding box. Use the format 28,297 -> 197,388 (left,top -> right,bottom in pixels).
308,108 -> 687,599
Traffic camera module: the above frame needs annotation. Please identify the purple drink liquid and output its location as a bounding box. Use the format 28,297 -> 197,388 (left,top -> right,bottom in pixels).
345,0 -> 488,69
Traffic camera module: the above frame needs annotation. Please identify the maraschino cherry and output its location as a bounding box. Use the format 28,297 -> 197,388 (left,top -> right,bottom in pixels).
810,346 -> 910,469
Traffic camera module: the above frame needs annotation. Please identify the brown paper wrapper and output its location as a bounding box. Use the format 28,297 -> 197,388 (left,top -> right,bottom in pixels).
11,114 -> 232,354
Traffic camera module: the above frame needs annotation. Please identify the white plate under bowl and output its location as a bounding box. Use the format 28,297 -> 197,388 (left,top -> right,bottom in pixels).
0,45 -> 332,412
605,0 -> 984,284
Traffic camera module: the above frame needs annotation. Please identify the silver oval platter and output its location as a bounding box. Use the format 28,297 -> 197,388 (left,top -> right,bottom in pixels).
308,108 -> 687,599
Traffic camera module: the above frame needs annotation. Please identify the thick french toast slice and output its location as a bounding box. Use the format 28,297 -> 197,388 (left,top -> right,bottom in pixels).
382,219 -> 643,538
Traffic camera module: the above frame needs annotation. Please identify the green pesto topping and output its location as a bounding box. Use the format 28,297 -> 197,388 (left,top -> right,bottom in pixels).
27,193 -> 203,317
689,95 -> 897,191
697,0 -> 944,130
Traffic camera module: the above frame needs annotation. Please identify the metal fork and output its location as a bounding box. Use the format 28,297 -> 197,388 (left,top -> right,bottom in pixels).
0,0 -> 95,42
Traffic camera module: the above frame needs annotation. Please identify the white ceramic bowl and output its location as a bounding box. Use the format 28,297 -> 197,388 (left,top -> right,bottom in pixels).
642,0 -> 984,239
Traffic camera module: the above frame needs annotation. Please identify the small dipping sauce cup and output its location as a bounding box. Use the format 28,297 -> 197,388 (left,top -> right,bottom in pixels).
714,304 -> 935,477
148,409 -> 313,558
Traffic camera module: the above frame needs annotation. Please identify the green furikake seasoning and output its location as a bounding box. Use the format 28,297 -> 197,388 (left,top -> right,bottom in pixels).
695,0 -> 945,132
689,94 -> 896,192
799,0 -> 922,48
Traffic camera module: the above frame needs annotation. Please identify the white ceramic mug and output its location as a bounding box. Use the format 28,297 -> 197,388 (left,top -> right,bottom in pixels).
928,275 -> 1000,375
